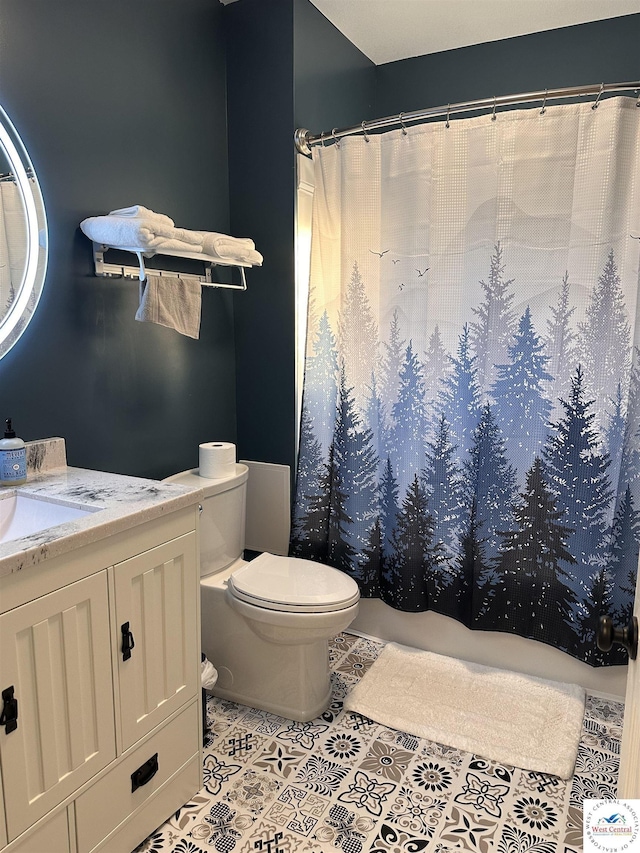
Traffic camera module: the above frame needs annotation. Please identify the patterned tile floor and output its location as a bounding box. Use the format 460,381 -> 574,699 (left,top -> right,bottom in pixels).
135,633 -> 623,853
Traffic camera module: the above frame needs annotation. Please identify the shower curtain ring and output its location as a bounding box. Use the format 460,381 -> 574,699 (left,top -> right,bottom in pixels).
592,83 -> 604,110
399,113 -> 408,135
491,96 -> 497,121
362,121 -> 370,142
540,89 -> 547,115
321,131 -> 327,147
446,104 -> 451,128
332,128 -> 341,148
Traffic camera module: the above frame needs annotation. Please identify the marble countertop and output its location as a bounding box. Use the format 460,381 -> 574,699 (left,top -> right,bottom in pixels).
0,465 -> 204,578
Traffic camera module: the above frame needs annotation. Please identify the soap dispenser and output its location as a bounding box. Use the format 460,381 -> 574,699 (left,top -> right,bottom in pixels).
0,418 -> 27,485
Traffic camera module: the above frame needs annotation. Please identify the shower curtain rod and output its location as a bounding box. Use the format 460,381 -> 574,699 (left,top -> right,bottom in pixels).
294,80 -> 640,156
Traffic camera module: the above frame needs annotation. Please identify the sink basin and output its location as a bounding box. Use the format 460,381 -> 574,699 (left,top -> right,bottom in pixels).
0,491 -> 98,544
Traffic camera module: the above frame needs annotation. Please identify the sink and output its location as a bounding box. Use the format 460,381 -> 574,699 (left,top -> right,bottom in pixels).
0,491 -> 98,544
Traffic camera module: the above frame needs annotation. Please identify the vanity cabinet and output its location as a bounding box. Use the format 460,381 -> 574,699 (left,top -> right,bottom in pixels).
112,532 -> 199,752
0,505 -> 202,853
0,572 -> 115,840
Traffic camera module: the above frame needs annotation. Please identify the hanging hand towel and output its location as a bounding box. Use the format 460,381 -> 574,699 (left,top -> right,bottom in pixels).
135,274 -> 202,339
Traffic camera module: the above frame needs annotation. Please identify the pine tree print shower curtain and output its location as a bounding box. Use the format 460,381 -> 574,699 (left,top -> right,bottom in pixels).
292,97 -> 640,665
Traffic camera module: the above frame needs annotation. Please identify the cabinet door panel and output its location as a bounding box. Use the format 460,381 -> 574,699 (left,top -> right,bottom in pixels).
113,532 -> 199,750
3,806 -> 70,853
0,572 -> 115,840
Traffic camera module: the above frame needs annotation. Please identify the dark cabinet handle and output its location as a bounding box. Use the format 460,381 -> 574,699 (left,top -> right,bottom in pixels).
597,615 -> 638,659
121,622 -> 135,661
131,753 -> 158,792
0,686 -> 18,734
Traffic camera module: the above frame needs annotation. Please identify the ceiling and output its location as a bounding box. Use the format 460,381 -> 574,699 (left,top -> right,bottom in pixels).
307,0 -> 640,65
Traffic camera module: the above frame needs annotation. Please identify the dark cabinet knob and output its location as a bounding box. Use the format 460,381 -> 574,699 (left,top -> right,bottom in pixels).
0,686 -> 18,734
131,753 -> 158,792
121,621 -> 135,661
597,614 -> 638,660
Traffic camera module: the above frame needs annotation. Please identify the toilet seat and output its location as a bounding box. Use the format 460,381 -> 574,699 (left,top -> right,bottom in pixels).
228,552 -> 360,613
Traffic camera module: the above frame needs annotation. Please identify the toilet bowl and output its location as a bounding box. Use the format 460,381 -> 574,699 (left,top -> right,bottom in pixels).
163,465 -> 360,721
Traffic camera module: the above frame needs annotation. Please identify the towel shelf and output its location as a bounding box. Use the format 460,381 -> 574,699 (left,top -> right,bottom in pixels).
92,242 -> 249,290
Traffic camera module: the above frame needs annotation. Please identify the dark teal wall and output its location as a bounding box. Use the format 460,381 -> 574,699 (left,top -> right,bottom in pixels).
225,0 -> 296,476
226,0 -> 373,481
0,1 -> 636,485
0,0 -> 234,480
375,14 -> 640,118
293,0 -> 375,132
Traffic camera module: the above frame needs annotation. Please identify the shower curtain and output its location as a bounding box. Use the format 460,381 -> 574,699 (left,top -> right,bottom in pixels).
292,97 -> 640,666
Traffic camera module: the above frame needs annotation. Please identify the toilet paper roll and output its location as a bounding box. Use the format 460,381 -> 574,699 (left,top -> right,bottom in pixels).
199,441 -> 236,479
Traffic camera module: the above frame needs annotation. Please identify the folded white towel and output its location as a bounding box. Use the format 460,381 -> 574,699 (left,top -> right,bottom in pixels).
80,216 -> 204,254
109,205 -> 174,228
81,215 -> 166,250
153,237 -> 204,253
193,231 -> 256,254
204,245 -> 263,266
135,274 -> 202,339
167,226 -> 203,246
81,212 -> 263,266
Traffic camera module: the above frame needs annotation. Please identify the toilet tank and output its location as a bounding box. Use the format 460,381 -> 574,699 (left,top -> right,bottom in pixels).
163,464 -> 248,577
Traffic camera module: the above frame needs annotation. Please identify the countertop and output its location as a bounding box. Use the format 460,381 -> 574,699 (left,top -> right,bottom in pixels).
0,465 -> 204,578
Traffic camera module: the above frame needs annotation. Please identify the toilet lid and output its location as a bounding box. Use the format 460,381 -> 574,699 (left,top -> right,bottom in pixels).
228,552 -> 360,613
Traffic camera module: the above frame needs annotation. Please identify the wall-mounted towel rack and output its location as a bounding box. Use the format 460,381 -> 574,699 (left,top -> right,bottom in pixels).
92,242 -> 249,290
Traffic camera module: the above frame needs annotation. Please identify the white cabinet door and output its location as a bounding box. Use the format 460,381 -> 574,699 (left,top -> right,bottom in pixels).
0,572 -> 115,841
112,532 -> 199,751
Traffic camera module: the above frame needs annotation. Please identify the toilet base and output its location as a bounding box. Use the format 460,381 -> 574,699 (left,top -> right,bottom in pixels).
212,674 -> 333,723
201,567 -> 342,722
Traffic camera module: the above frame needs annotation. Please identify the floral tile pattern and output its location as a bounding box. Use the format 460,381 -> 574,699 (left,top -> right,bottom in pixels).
134,634 -> 623,853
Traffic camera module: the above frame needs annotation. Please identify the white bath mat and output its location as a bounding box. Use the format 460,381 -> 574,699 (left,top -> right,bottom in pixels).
343,642 -> 585,779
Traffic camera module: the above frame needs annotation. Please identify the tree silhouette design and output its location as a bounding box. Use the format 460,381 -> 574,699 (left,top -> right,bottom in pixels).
424,324 -> 449,420
380,309 -> 406,416
385,474 -> 443,610
304,310 -> 339,454
293,237 -> 636,667
359,517 -> 382,598
607,484 -> 640,626
290,404 -> 324,556
333,367 -> 379,561
577,249 -> 631,425
470,242 -> 517,391
439,323 -> 482,459
390,341 -> 428,492
422,414 -> 462,557
488,457 -> 577,646
576,568 -> 616,665
379,456 -> 400,593
492,306 -> 553,479
364,371 -> 391,479
337,261 -> 379,411
545,271 -> 577,412
464,402 -> 517,567
543,365 -> 614,592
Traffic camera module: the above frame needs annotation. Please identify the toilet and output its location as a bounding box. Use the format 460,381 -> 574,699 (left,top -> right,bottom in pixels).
164,464 -> 360,721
